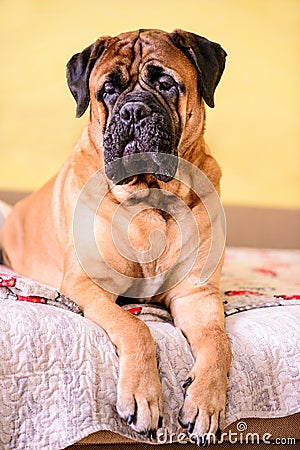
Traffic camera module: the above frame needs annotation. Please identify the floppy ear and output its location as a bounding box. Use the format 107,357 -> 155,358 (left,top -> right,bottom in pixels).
66,37 -> 109,117
170,29 -> 227,108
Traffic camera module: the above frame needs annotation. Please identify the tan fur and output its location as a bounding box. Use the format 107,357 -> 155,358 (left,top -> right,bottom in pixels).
0,29 -> 231,437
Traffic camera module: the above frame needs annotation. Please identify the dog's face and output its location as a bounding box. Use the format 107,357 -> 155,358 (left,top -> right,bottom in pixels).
66,29 -> 226,186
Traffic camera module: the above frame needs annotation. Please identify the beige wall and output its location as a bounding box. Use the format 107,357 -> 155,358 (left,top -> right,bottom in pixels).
0,0 -> 299,208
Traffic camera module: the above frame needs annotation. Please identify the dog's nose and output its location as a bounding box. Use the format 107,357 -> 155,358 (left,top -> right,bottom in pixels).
120,102 -> 151,124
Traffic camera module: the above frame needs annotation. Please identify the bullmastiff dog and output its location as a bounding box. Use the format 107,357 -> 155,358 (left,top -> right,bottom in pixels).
1,29 -> 231,442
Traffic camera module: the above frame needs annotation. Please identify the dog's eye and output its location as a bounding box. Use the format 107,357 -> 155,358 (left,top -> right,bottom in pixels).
103,82 -> 117,96
158,77 -> 175,92
154,75 -> 178,101
97,81 -> 120,103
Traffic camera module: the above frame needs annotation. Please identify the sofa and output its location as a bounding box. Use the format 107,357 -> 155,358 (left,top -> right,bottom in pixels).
0,192 -> 299,449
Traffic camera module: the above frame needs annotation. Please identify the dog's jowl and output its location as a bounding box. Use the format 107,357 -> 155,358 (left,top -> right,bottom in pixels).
1,29 -> 232,440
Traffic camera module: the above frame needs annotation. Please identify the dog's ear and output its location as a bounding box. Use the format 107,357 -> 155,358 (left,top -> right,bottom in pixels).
66,37 -> 109,118
170,29 -> 227,108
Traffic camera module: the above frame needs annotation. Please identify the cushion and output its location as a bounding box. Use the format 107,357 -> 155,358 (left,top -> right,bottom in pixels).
0,247 -> 299,449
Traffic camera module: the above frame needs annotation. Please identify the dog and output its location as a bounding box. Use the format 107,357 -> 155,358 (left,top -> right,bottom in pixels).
1,29 -> 232,442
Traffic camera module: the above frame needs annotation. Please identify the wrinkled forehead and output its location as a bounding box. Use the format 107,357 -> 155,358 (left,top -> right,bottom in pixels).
91,29 -> 194,82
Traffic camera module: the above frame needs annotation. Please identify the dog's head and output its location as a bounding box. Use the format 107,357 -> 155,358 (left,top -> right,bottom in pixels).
66,29 -> 226,185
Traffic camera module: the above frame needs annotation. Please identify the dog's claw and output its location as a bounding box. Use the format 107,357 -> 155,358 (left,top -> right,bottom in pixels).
127,414 -> 135,425
178,417 -> 187,428
216,427 -> 222,440
182,376 -> 193,389
187,422 -> 195,434
198,436 -> 209,447
151,429 -> 157,440
146,429 -> 157,440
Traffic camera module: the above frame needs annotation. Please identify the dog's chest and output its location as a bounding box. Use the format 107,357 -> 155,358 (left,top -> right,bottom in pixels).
97,207 -> 181,280
128,209 -> 180,277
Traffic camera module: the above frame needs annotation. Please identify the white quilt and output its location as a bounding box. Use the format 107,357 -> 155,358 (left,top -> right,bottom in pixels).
0,247 -> 300,449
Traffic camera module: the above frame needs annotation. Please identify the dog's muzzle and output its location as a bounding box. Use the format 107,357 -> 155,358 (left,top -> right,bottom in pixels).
103,93 -> 178,184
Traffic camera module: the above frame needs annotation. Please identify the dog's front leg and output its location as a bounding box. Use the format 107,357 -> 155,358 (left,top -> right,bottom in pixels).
60,275 -> 162,436
170,286 -> 231,443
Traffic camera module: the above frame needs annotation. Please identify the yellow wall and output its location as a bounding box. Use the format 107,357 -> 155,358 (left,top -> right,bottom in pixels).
0,0 -> 299,208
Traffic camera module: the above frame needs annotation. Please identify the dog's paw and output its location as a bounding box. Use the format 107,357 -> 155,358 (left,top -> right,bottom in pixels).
116,356 -> 163,437
178,368 -> 227,445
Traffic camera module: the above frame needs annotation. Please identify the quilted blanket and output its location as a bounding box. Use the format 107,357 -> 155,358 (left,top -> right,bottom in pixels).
0,247 -> 300,449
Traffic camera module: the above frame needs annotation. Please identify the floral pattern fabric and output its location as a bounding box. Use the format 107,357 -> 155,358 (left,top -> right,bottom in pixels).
221,247 -> 300,315
0,247 -> 299,449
